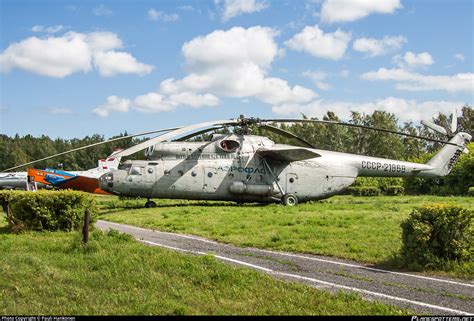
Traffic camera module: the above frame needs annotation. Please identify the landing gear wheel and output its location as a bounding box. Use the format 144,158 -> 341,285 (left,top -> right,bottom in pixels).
145,200 -> 157,208
282,194 -> 298,206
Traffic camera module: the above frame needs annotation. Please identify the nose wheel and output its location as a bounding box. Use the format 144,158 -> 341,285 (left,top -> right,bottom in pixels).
145,199 -> 157,208
282,194 -> 298,206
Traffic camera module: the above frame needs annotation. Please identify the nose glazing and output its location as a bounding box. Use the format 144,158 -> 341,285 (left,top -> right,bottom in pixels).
99,172 -> 114,191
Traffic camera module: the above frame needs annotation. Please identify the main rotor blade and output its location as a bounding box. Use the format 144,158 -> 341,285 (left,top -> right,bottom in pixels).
114,119 -> 239,157
174,126 -> 226,142
259,124 -> 315,149
421,120 -> 448,136
2,127 -> 180,172
262,118 -> 462,147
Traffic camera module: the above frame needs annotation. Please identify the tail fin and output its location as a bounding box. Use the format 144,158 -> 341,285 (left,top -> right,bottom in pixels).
425,132 -> 471,176
97,149 -> 123,172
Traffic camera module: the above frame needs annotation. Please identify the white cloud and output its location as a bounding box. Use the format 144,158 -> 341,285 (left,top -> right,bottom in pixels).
216,0 -> 269,21
148,9 -> 179,22
132,92 -> 219,113
272,97 -> 465,124
32,25 -> 65,34
454,53 -> 465,62
93,51 -> 154,76
302,70 -> 332,90
84,31 -> 123,51
175,26 -> 317,104
94,26 -> 318,117
93,4 -> 113,16
48,107 -> 73,115
92,96 -> 131,117
0,31 -> 153,78
393,51 -> 434,68
353,35 -> 406,57
285,25 -> 351,60
168,92 -> 220,108
133,93 -> 173,113
361,68 -> 473,93
0,32 -> 92,77
320,0 -> 402,23
93,92 -> 219,115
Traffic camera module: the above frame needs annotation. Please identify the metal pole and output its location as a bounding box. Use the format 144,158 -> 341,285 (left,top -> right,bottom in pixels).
82,209 -> 89,244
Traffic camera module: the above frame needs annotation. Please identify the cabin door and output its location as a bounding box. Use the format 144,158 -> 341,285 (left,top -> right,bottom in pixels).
285,173 -> 298,194
203,166 -> 218,193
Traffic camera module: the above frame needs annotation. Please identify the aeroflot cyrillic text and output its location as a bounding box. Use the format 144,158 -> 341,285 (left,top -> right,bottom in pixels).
217,166 -> 266,174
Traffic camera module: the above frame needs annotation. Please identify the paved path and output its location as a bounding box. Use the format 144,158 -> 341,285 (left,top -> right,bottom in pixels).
96,220 -> 473,315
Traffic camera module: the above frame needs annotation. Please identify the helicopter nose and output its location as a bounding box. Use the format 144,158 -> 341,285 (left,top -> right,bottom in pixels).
99,172 -> 114,192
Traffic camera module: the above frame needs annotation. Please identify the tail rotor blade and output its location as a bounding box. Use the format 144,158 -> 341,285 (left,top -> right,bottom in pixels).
421,120 -> 448,136
451,108 -> 457,133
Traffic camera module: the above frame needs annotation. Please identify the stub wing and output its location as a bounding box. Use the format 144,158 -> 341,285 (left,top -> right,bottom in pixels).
256,147 -> 321,162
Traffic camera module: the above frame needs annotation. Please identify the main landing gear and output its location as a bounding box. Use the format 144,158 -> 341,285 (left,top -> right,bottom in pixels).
144,199 -> 157,208
282,193 -> 298,206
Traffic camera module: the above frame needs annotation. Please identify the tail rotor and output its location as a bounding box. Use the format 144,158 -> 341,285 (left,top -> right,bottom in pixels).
421,109 -> 458,138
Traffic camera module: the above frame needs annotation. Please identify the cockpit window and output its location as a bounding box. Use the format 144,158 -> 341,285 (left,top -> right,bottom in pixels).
219,139 -> 240,152
119,163 -> 132,171
130,166 -> 143,175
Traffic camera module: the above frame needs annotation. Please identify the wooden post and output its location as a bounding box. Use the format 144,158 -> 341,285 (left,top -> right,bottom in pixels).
82,209 -> 89,244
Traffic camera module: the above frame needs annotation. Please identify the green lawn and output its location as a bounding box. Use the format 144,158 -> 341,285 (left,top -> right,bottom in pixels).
99,195 -> 474,279
0,216 -> 408,315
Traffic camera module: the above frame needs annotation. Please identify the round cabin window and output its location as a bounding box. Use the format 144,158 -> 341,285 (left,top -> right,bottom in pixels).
208,172 -> 213,178
289,178 -> 294,183
148,168 -> 154,174
219,139 -> 240,152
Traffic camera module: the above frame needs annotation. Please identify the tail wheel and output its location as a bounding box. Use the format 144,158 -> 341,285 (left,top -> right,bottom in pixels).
282,194 -> 298,206
145,200 -> 157,208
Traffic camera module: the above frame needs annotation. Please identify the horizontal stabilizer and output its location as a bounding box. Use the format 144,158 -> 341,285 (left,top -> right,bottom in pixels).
256,147 -> 321,162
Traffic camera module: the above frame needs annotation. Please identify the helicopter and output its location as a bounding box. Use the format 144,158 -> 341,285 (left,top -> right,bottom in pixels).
4,113 -> 471,207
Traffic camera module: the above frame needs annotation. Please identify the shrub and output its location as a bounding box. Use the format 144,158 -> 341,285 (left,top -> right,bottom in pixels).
468,187 -> 474,196
349,177 -> 404,196
0,190 -> 97,232
347,186 -> 381,197
400,204 -> 473,269
385,185 -> 405,196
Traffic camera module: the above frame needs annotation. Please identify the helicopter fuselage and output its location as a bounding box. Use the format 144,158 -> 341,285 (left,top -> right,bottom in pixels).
99,133 -> 454,204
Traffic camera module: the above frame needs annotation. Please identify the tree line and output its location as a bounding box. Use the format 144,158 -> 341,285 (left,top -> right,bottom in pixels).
1,105 -> 472,194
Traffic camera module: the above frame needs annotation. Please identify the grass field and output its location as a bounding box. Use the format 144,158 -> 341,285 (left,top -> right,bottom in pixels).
99,195 -> 474,279
0,214 -> 408,315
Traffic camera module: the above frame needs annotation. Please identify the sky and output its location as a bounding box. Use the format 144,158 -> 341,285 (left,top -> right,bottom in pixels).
0,0 -> 473,139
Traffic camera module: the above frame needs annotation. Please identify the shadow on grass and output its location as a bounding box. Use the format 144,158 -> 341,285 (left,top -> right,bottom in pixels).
367,252 -> 473,280
368,252 -> 412,273
0,225 -> 11,234
99,201 -> 270,213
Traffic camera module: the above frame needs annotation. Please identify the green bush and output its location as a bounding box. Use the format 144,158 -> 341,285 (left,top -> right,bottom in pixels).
385,185 -> 405,196
347,186 -> 381,197
400,204 -> 473,269
0,190 -> 97,232
349,177 -> 404,196
468,187 -> 474,196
